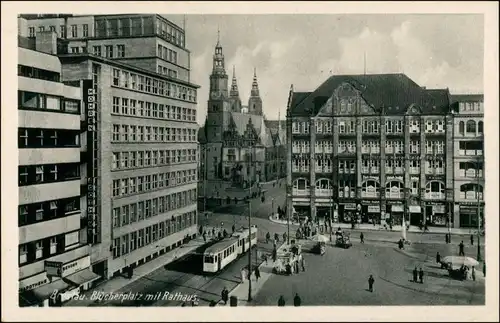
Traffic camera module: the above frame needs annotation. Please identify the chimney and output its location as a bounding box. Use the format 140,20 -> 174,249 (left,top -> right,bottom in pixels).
35,31 -> 58,55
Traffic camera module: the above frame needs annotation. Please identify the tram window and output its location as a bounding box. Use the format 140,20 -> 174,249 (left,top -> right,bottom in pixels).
204,255 -> 214,263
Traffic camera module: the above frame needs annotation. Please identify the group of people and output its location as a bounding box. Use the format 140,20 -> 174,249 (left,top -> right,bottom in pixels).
412,267 -> 425,284
277,293 -> 302,306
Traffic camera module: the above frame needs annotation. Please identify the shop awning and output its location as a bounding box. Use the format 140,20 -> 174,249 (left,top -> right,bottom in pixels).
64,269 -> 100,287
391,205 -> 404,212
409,206 -> 421,213
20,278 -> 74,307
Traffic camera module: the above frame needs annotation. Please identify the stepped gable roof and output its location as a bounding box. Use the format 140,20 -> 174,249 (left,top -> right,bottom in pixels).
290,73 -> 451,116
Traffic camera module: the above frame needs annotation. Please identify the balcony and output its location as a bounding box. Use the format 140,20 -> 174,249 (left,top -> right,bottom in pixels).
19,212 -> 81,245
386,191 -> 404,199
19,179 -> 80,205
361,191 -> 380,198
339,191 -> 356,199
19,109 -> 80,130
316,189 -> 333,197
394,167 -> 404,174
19,147 -> 80,165
460,170 -> 483,178
425,168 -> 445,175
293,189 -> 310,196
409,167 -> 420,174
460,192 -> 484,200
459,150 -> 483,156
425,192 -> 446,200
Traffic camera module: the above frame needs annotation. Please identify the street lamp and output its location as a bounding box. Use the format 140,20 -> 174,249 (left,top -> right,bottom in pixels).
476,159 -> 482,262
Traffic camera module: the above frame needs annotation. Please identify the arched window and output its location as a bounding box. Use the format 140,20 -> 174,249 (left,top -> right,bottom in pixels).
459,121 -> 465,135
466,120 -> 476,134
315,178 -> 332,196
478,121 -> 484,134
385,181 -> 404,198
460,183 -> 483,200
425,181 -> 445,199
293,178 -> 309,190
362,180 -> 380,198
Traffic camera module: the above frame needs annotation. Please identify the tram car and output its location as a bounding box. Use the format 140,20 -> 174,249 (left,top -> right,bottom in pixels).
203,226 -> 258,273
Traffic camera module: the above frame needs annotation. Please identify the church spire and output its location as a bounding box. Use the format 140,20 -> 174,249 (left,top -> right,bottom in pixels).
212,28 -> 225,75
250,67 -> 260,97
230,65 -> 239,97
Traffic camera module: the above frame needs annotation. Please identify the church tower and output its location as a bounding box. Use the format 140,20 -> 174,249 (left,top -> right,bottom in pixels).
228,65 -> 242,112
248,67 -> 263,115
206,30 -> 230,142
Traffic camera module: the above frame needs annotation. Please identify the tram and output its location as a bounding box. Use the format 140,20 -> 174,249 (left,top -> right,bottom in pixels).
203,226 -> 258,273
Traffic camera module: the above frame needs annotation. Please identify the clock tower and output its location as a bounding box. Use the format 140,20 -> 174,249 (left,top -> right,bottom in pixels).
207,30 -> 230,142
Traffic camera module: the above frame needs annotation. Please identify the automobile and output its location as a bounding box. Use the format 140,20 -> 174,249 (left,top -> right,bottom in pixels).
335,232 -> 352,249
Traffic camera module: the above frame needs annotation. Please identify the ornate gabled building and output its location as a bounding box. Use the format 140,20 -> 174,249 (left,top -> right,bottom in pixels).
198,35 -> 285,189
286,73 -> 464,228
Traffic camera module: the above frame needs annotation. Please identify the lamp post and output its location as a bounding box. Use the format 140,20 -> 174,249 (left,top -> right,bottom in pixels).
476,159 -> 482,262
247,145 -> 254,302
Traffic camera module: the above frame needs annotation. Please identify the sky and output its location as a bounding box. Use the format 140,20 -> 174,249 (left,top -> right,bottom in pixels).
164,14 -> 484,124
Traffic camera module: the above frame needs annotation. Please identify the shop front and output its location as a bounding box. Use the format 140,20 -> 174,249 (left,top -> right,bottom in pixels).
424,202 -> 447,227
361,200 -> 381,224
408,205 -> 423,226
386,202 -> 404,226
459,204 -> 484,228
339,202 -> 357,223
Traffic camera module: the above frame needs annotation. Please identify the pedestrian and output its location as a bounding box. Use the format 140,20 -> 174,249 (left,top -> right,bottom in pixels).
275,233 -> 279,243
223,229 -> 228,238
436,252 -> 441,264
272,247 -> 277,263
445,233 -> 449,244
368,275 -> 375,292
283,232 -> 287,243
255,267 -> 261,282
412,267 -> 418,283
471,266 -> 476,281
266,232 -> 271,244
295,260 -> 300,274
203,231 -> 207,242
278,295 -> 286,307
459,241 -> 465,256
199,225 -> 203,235
419,268 -> 424,284
301,257 -> 306,272
218,231 -> 222,239
483,261 -> 486,277
232,224 -> 235,233
212,227 -> 216,237
293,293 -> 301,306
470,234 -> 474,246
221,287 -> 229,305
264,254 -> 268,265
360,232 -> 365,244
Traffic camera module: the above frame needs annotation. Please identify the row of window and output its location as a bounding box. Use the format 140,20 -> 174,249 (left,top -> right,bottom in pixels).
18,197 -> 79,227
112,188 -> 197,229
111,169 -> 197,198
95,16 -> 153,39
112,210 -> 196,259
157,44 -> 178,65
111,68 -> 197,103
111,124 -> 197,143
292,140 -> 445,155
92,44 -> 126,58
28,24 -> 87,38
18,65 -> 60,83
112,149 -> 197,171
292,159 -> 445,173
18,128 -> 80,149
156,19 -> 185,48
18,163 -> 80,186
157,65 -> 178,79
18,91 -> 80,114
457,120 -> 484,136
111,96 -> 197,122
19,231 -> 80,266
292,119 -> 446,134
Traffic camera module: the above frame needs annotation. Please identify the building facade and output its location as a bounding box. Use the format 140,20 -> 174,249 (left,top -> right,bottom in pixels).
18,34 -> 97,307
286,74 -> 460,228
18,14 -> 200,285
450,95 -> 484,229
198,35 -> 285,192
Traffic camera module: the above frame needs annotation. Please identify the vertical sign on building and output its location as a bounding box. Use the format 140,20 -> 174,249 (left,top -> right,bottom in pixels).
83,79 -> 100,244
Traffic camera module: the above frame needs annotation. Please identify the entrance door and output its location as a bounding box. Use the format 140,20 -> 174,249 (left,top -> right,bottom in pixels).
217,255 -> 222,271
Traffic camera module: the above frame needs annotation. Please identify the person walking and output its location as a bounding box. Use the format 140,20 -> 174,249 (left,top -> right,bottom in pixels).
360,232 -> 365,244
445,233 -> 449,244
232,224 -> 236,233
470,234 -> 474,246
275,233 -> 279,243
266,232 -> 271,244
459,241 -> 465,256
295,259 -> 300,274
301,257 -> 306,272
283,232 -> 287,243
368,275 -> 375,292
293,293 -> 301,306
221,287 -> 229,305
272,247 -> 277,263
436,252 -> 441,264
203,231 -> 207,243
278,295 -> 286,307
412,267 -> 418,283
471,266 -> 476,281
223,229 -> 228,238
255,267 -> 261,282
419,268 -> 424,284
212,227 -> 216,237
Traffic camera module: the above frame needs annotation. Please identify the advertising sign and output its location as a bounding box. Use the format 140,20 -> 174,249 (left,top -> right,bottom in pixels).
45,261 -> 63,277
83,79 -> 100,244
